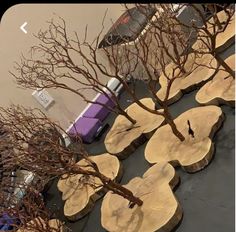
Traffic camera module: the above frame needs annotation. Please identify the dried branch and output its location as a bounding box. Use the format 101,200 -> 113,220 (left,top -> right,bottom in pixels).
0,187 -> 67,232
11,5 -> 225,141
10,16 -> 136,124
175,4 -> 235,78
0,105 -> 143,207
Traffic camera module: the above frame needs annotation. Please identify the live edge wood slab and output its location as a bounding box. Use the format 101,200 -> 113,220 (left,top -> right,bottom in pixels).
145,106 -> 225,173
104,98 -> 165,159
211,9 -> 235,52
57,153 -> 122,221
156,53 -> 218,105
101,162 -> 182,232
192,10 -> 235,53
196,54 -> 235,107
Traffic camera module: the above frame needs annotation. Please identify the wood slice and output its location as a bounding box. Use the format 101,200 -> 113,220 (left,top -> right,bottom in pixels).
210,10 -> 235,50
192,10 -> 235,53
104,98 -> 165,159
101,162 -> 182,232
156,54 -> 218,105
57,153 -> 122,221
145,106 -> 225,173
196,54 -> 235,106
17,218 -> 64,232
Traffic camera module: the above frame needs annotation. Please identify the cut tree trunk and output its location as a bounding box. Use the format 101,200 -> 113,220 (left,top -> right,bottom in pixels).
57,153 -> 123,221
156,53 -> 218,105
105,98 -> 165,159
145,105 -> 225,172
196,54 -> 235,106
213,10 -> 235,53
192,10 -> 235,53
101,162 -> 182,232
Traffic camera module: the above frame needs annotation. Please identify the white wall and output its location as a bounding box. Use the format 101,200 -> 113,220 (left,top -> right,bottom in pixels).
0,4 -> 125,129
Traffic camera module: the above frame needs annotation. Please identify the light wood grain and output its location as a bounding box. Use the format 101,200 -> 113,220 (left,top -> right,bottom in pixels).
192,10 -> 235,53
101,162 -> 182,232
57,153 -> 122,221
196,54 -> 235,106
105,98 -> 165,159
156,54 -> 218,105
145,106 -> 224,172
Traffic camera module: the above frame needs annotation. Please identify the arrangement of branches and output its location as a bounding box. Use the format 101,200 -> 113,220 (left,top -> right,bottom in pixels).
0,105 -> 143,208
1,4 -> 233,231
10,4 -> 234,142
9,5 -> 193,141
0,185 -> 67,232
176,3 -> 235,77
10,15 -> 137,124
96,4 -> 212,140
0,4 -> 234,230
0,119 -> 65,231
